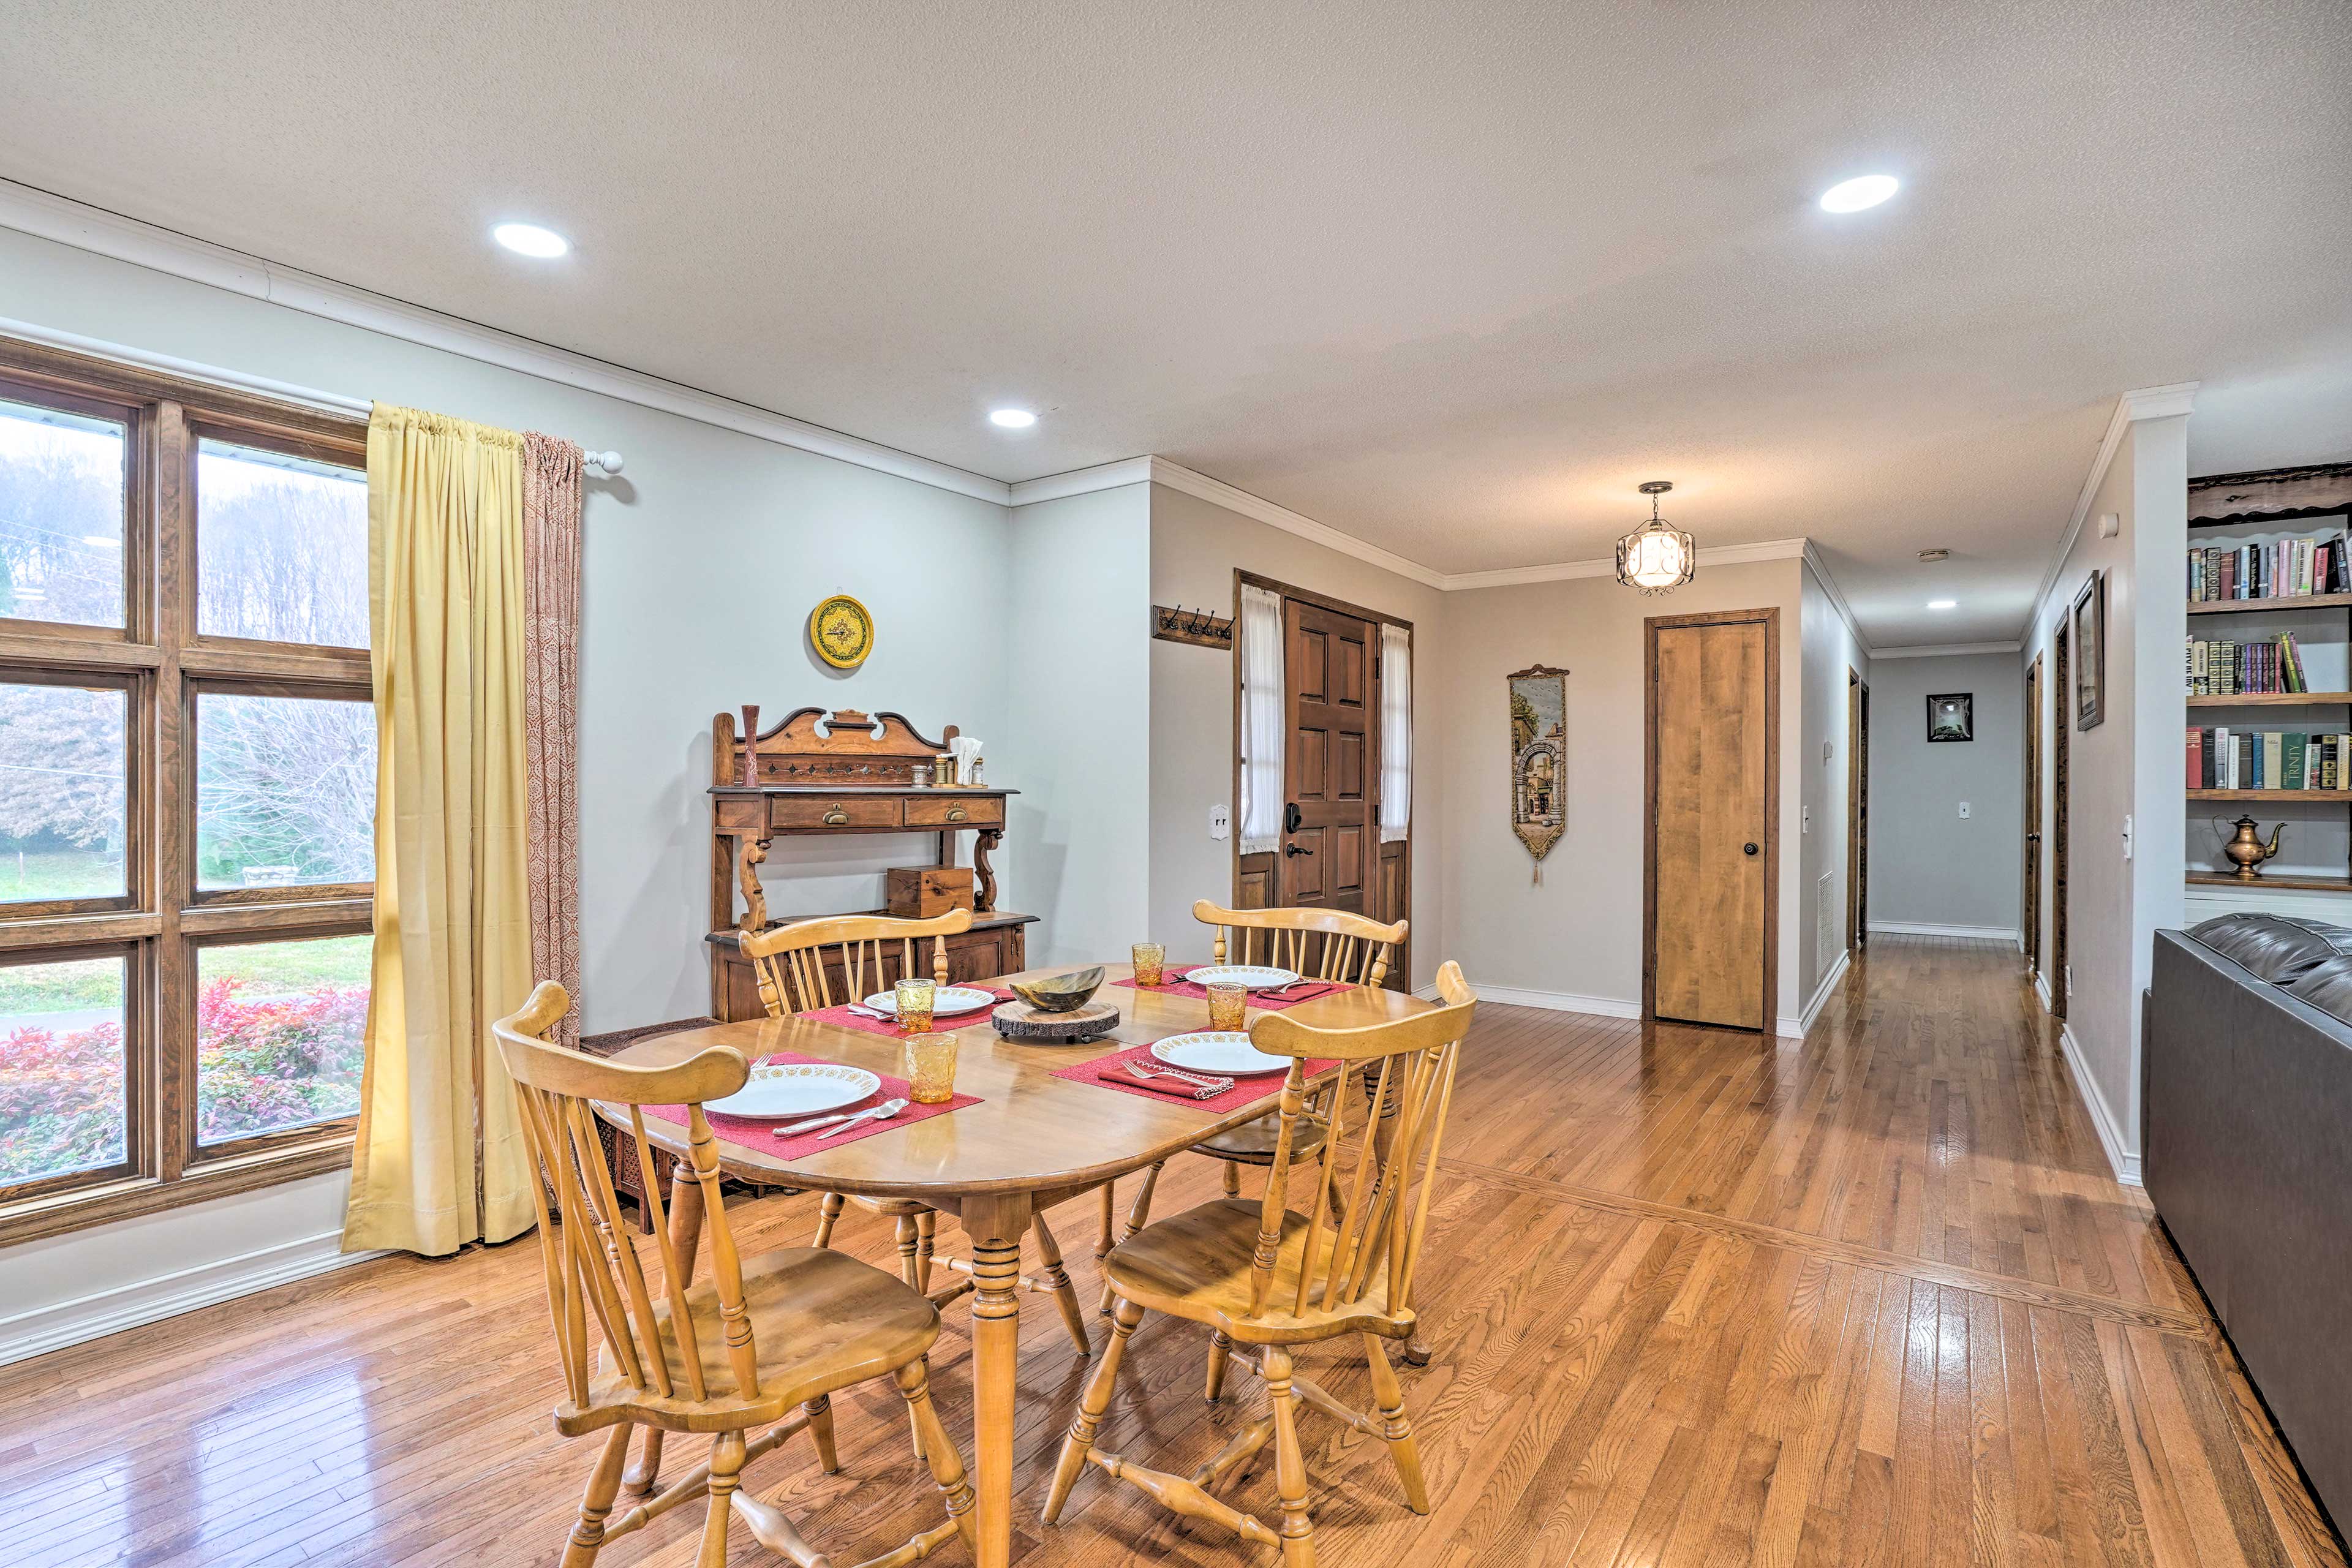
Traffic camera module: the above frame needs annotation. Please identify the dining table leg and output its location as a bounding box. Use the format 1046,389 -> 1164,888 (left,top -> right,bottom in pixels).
623,1157 -> 707,1496
958,1190 -> 1035,1568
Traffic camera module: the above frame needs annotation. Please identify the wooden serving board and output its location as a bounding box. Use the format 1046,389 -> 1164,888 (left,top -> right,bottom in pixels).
991,998 -> 1120,1043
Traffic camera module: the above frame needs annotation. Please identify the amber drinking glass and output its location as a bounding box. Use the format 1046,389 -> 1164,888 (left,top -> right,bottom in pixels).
1131,942 -> 1166,987
903,1032 -> 959,1104
1206,981 -> 1248,1032
894,978 -> 937,1033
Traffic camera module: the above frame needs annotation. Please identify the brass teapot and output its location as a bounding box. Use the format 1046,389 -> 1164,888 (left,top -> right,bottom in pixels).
2220,815 -> 2284,880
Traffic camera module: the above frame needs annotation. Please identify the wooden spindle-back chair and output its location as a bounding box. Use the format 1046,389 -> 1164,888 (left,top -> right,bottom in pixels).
740,911 -> 1098,1362
494,981 -> 979,1568
1044,962 -> 1476,1566
1099,902 -> 1409,1324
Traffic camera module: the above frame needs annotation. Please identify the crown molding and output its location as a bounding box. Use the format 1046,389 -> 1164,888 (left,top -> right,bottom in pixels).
0,178 -> 1011,505
1798,541 -> 1872,657
2027,382 -> 2200,637
1870,640 -> 2023,660
1005,457 -> 1156,507
1144,459 -> 1450,588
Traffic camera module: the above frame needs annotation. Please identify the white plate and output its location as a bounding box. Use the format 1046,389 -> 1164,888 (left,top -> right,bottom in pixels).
862,986 -> 998,1017
705,1063 -> 881,1119
1185,965 -> 1301,992
1152,1031 -> 1291,1076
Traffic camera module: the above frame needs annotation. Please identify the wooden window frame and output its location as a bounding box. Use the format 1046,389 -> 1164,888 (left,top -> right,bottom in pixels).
0,336 -> 370,1246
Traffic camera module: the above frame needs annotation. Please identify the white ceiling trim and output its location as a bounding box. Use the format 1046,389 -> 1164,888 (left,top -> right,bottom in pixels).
2024,381 -> 2200,639
0,178 -> 1011,505
1799,541 -> 1872,658
1870,641 -> 2024,660
1006,457 -> 1155,507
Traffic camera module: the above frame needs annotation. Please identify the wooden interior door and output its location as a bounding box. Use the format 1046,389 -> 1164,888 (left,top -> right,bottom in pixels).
2051,628 -> 2070,1019
1646,609 -> 1778,1031
2024,653 -> 2043,971
1280,598 -> 1378,918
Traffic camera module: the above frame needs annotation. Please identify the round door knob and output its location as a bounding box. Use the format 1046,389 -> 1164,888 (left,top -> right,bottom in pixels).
1743,842 -> 1759,856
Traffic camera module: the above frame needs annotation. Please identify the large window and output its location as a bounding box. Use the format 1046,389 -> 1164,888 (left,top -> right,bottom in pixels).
0,341 -> 370,1240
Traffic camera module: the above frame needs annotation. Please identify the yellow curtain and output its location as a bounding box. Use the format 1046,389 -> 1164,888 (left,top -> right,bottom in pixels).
343,405 -> 537,1256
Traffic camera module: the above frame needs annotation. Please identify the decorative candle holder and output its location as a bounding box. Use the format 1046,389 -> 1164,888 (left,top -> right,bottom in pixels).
894,978 -> 937,1034
1131,942 -> 1166,987
903,1033 -> 959,1104
1205,981 -> 1248,1032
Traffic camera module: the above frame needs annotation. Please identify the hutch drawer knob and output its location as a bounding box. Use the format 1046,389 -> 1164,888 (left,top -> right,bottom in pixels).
822,805 -> 849,825
946,805 -> 968,822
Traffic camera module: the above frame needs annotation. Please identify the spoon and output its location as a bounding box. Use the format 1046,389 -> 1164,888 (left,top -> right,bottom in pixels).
815,1096 -> 911,1139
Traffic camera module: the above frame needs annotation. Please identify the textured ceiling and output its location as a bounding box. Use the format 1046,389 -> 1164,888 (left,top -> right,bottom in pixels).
6,1 -> 2350,646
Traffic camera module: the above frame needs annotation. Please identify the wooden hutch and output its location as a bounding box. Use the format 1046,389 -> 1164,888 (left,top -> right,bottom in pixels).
706,706 -> 1035,1021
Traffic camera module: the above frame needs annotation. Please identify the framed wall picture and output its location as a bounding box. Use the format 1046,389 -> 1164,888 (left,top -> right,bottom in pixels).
1927,692 -> 1973,742
2072,570 -> 2105,730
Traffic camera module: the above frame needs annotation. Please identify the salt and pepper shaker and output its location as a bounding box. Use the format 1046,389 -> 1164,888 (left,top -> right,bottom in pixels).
935,752 -> 958,788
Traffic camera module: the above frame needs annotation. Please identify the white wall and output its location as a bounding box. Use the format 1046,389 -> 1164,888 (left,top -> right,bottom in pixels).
1433,559 -> 1811,1028
2024,404 -> 2190,1182
1799,561 -> 1870,1018
1867,652 -> 2024,938
1145,484 -> 1446,982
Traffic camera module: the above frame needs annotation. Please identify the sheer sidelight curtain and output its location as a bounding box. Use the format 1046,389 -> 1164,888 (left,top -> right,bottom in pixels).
344,407 -> 581,1257
1379,623 -> 1412,842
1238,584 -> 1286,856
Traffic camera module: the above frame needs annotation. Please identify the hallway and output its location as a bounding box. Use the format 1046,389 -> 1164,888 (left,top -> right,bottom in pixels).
0,937 -> 2337,1566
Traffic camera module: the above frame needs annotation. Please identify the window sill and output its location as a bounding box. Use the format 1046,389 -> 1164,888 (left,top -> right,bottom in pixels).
0,1134 -> 355,1250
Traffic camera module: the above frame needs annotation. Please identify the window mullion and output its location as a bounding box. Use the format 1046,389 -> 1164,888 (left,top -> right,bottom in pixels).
150,399 -> 189,1182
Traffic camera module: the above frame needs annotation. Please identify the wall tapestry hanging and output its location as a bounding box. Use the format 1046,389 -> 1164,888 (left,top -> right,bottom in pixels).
1508,663 -> 1569,882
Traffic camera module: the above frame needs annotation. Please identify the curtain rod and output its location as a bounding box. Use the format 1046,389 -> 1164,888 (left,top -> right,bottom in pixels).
0,315 -> 623,473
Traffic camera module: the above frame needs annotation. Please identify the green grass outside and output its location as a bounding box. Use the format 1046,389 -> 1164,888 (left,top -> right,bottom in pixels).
0,848 -> 124,903
0,933 -> 371,1019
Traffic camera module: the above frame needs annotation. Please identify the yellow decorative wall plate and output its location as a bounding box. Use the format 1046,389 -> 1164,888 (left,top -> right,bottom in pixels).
809,594 -> 875,669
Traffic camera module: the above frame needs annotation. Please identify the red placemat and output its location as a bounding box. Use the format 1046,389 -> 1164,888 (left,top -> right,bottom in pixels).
1051,1039 -> 1338,1115
1114,968 -> 1354,1008
643,1050 -> 979,1158
796,986 -> 1016,1040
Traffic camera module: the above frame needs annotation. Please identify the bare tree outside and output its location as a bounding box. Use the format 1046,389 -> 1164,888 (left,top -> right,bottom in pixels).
195,440 -> 367,647
196,693 -> 375,888
0,399 -> 126,630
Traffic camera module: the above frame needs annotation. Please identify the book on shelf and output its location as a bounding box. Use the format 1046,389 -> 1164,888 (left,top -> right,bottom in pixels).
2187,530 -> 2350,603
2185,726 -> 2352,790
2185,632 -> 2310,695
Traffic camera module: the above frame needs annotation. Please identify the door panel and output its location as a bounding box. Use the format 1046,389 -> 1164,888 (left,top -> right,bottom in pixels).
1281,599 -> 1378,918
1651,618 -> 1770,1030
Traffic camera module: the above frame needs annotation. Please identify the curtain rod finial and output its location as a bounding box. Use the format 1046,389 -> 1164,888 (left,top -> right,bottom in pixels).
585,450 -> 624,475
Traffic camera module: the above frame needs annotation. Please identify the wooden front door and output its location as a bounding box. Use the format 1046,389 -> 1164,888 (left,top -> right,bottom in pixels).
2024,653 -> 2043,971
1278,598 -> 1378,917
1646,609 -> 1779,1031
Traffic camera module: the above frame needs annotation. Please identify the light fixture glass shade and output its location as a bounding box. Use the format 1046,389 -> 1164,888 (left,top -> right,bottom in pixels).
1616,518 -> 1695,594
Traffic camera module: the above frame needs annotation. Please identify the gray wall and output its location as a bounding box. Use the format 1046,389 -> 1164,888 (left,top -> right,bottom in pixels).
1800,560 -> 1870,1006
1866,652 -> 2024,936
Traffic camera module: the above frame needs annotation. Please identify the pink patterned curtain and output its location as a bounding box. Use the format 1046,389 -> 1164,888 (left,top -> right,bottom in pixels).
521,434 -> 583,1047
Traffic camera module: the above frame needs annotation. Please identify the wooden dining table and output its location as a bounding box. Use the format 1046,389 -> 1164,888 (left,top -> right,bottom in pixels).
597,959 -> 1439,1568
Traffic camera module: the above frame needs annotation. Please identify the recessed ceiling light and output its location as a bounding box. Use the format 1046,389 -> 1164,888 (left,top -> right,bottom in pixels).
492,222 -> 570,258
1928,599 -> 1957,610
988,408 -> 1038,429
1820,175 -> 1900,214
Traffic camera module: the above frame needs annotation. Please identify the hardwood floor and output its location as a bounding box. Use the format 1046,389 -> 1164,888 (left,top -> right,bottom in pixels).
1,936 -> 2339,1567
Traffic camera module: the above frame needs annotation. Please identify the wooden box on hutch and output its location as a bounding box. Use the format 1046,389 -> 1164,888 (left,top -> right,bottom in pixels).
888,865 -> 974,918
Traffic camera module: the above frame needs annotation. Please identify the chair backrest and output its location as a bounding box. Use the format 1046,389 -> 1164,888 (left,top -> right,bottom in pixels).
494,981 -> 760,1411
740,908 -> 974,1017
1240,961 -> 1474,1325
1192,899 -> 1407,987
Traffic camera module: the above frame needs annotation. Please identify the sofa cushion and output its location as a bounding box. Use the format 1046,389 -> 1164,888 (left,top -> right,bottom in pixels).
2187,913 -> 2352,985
2285,954 -> 2352,1026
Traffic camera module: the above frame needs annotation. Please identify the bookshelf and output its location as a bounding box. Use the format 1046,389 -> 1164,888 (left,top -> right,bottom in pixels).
2184,470 -> 2352,907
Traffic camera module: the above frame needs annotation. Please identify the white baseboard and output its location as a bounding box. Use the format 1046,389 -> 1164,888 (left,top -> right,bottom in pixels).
1868,920 -> 2022,948
2057,1023 -> 2143,1186
1787,948 -> 1852,1040
2033,969 -> 2054,1014
1422,981 -> 1642,1019
0,1229 -> 385,1368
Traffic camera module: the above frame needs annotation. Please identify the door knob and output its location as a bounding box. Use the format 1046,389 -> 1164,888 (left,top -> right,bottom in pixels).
1743,842 -> 1758,856
1285,844 -> 1314,858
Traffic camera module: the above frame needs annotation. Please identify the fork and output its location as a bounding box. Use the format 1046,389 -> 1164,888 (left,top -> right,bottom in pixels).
1133,1061 -> 1234,1093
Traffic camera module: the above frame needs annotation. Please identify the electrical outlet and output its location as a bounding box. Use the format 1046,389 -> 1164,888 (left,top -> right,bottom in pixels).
1958,801 -> 1970,820
1803,805 -> 1811,834
1208,804 -> 1230,841
2122,813 -> 2134,861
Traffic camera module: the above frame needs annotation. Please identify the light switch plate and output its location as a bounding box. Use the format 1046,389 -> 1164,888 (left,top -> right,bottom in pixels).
1958,801 -> 1970,819
1208,804 -> 1230,841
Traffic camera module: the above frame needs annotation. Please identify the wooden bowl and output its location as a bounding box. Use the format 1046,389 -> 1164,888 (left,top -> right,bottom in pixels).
1008,966 -> 1105,1013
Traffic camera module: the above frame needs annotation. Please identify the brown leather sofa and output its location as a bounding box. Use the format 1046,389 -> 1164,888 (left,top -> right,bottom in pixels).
2148,915 -> 2352,1533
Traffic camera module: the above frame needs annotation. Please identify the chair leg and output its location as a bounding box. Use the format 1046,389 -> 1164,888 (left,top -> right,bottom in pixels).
1096,1180 -> 1116,1257
559,1425 -> 633,1567
1204,1330 -> 1234,1403
1222,1159 -> 1242,1197
914,1208 -> 937,1291
1098,1161 -> 1163,1315
699,1430 -> 747,1568
1030,1210 -> 1092,1357
897,1357 -> 979,1555
895,1212 -> 921,1289
804,1394 -> 840,1474
1362,1335 -> 1430,1512
1043,1296 -> 1144,1523
812,1191 -> 845,1248
1263,1348 -> 1316,1568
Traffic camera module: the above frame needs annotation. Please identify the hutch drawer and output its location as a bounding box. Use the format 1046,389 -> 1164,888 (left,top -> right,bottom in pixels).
905,795 -> 1004,828
769,796 -> 903,830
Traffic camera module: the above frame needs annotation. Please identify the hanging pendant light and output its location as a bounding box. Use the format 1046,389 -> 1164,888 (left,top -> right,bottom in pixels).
1616,480 -> 1695,595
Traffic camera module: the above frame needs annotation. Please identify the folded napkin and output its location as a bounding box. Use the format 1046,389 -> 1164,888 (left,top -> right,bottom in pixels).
1096,1062 -> 1229,1100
